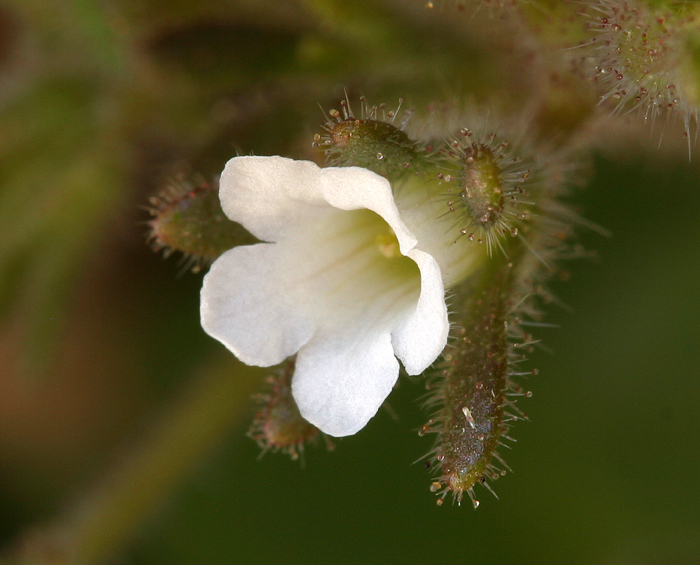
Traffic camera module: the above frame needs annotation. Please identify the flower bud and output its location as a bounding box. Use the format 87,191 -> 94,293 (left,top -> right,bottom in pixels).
575,0 -> 700,145
248,359 -> 333,460
421,111 -> 584,506
437,121 -> 543,256
316,97 -> 427,180
423,273 -> 528,508
147,176 -> 257,272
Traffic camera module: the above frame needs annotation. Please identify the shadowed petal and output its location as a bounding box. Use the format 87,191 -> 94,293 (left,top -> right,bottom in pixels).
392,249 -> 449,375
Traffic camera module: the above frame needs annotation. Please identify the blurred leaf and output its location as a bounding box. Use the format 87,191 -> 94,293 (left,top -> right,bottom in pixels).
0,78 -> 128,374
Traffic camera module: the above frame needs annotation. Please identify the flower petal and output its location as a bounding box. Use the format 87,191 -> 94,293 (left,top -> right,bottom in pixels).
219,156 -> 330,242
292,325 -> 399,437
321,165 -> 450,372
393,179 -> 486,286
200,243 -> 315,366
391,249 -> 449,375
219,156 -> 417,246
201,205 -> 415,368
317,167 -> 418,252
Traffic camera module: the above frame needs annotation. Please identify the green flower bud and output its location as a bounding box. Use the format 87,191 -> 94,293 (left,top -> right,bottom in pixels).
248,359 -> 334,460
147,176 -> 257,272
315,97 -> 428,181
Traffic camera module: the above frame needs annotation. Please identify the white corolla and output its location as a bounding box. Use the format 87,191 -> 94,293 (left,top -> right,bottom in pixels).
200,156 -> 451,437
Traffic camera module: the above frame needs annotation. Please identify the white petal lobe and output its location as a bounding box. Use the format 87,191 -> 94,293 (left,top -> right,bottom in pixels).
200,244 -> 314,366
292,327 -> 399,437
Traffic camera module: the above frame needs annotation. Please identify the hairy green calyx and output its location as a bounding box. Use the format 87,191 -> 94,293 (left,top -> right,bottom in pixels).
440,126 -> 535,255
147,177 -> 257,272
424,268 -> 531,508
420,111 -> 583,507
317,98 -> 426,179
575,0 -> 700,142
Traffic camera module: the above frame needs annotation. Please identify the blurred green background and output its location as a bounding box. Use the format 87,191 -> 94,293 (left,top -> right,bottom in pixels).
0,0 -> 699,564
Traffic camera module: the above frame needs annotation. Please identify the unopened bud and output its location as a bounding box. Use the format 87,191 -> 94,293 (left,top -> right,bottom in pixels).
574,0 -> 700,148
147,176 -> 257,272
248,359 -> 333,460
317,97 -> 426,180
425,279 -> 515,507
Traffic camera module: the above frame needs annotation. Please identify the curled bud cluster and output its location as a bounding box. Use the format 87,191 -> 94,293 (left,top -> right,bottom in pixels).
576,0 -> 699,136
147,176 -> 257,272
139,0 -> 700,512
148,94 -> 583,506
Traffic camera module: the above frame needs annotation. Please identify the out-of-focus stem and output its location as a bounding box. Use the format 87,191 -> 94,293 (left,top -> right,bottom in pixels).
9,356 -> 260,565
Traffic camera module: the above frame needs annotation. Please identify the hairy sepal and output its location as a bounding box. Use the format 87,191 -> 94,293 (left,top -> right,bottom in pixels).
575,0 -> 700,145
421,110 -> 585,507
423,267 -> 532,508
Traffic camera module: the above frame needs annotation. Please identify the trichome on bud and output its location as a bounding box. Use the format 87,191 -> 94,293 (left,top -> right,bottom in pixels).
421,110 -> 585,507
422,270 -> 534,508
437,121 -> 548,256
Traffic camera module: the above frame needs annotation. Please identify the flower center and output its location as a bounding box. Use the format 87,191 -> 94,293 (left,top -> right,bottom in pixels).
375,230 -> 401,259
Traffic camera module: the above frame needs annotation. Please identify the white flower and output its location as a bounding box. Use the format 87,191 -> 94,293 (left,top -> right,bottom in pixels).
200,156 -> 449,437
